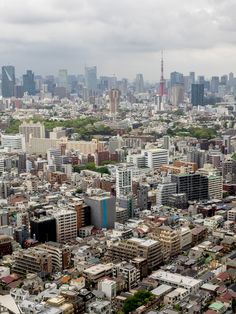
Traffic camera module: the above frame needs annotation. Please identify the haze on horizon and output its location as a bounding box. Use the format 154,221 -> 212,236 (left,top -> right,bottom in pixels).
1,0 -> 236,80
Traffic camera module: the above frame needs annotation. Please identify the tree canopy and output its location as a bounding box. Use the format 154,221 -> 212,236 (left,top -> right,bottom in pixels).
123,290 -> 155,314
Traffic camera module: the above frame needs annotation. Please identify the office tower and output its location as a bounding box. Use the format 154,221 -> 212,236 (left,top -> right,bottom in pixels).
109,88 -> 121,114
23,70 -> 36,95
85,66 -> 97,95
189,72 -> 195,85
221,75 -> 228,85
156,182 -> 177,207
197,75 -> 205,85
229,72 -> 234,88
223,135 -> 231,154
171,173 -> 208,201
15,85 -> 24,98
211,76 -> 220,93
58,69 -> 68,91
116,166 -> 132,198
12,248 -> 53,275
191,84 -> 204,106
72,203 -> 91,229
30,216 -> 57,243
135,73 -> 144,93
85,192 -> 116,229
19,121 -> 45,143
47,148 -> 62,171
108,238 -> 163,271
17,153 -> 27,173
53,210 -> 77,243
1,66 -> 15,97
150,227 -> 181,261
163,135 -> 170,150
170,85 -> 184,106
120,78 -> 128,96
170,71 -> 184,87
144,149 -> 169,169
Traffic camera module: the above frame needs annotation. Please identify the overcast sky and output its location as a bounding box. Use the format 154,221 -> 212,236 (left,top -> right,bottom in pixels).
1,0 -> 236,81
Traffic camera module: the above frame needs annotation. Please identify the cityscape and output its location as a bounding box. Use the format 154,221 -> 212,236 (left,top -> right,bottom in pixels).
1,1 -> 236,314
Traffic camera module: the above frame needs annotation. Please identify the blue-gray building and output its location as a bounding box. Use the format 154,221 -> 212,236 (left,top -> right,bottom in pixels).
191,84 -> 204,106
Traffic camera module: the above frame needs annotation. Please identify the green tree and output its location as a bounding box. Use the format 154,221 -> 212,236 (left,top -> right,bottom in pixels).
123,290 -> 154,314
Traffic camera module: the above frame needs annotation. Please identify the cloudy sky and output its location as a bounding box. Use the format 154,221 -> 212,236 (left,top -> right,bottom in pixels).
0,0 -> 236,80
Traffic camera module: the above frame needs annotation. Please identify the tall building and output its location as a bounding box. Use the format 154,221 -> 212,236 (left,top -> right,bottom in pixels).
189,72 -> 195,85
53,210 -> 77,243
171,173 -> 208,201
58,69 -> 68,91
30,216 -> 57,243
85,192 -> 116,229
85,66 -> 97,95
191,84 -> 204,106
23,70 -> 36,95
170,71 -> 184,87
109,89 -> 121,114
1,66 -> 15,97
170,85 -> 184,106
19,121 -> 45,143
116,166 -> 132,198
211,76 -> 220,93
135,73 -> 144,93
163,135 -> 170,150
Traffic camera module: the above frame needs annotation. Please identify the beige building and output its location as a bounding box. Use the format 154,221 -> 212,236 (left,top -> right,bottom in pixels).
150,226 -> 181,261
19,121 -> 45,143
47,296 -> 74,314
53,210 -> 77,243
12,248 -> 52,275
108,238 -> 162,271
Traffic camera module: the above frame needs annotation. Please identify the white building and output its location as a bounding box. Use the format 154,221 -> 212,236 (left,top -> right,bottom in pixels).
1,134 -> 26,152
116,166 -> 132,198
98,278 -> 116,299
227,208 -> 236,222
144,149 -> 169,169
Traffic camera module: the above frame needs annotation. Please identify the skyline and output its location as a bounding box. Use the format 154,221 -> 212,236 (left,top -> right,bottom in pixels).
1,0 -> 236,80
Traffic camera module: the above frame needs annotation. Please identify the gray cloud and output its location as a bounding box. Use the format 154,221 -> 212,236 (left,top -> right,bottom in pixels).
0,0 -> 235,80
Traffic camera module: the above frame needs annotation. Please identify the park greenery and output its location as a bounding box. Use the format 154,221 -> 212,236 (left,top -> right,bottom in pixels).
73,162 -> 110,174
167,126 -> 217,139
122,290 -> 155,314
5,117 -> 115,140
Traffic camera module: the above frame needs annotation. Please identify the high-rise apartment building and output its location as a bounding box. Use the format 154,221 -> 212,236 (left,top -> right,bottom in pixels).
191,84 -> 204,106
1,66 -> 15,97
156,182 -> 177,207
116,166 -> 132,198
30,216 -> 57,243
53,210 -> 77,243
23,70 -> 36,95
19,121 -> 45,143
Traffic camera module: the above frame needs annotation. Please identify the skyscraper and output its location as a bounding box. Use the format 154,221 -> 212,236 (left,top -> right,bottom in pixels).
109,89 -> 121,114
191,84 -> 204,106
85,66 -> 97,95
23,70 -> 36,95
135,73 -> 144,93
170,71 -> 184,87
58,69 -> 68,91
2,66 -> 15,97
